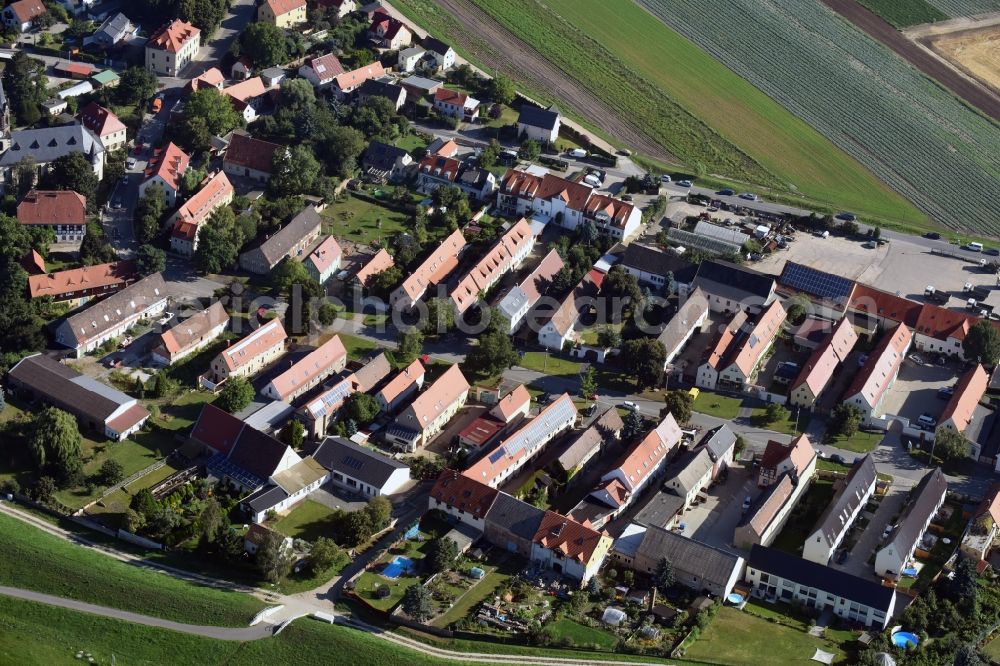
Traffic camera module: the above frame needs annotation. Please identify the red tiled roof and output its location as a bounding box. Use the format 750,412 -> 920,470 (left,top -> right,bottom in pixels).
189,68 -> 224,92
533,509 -> 605,565
703,311 -> 747,370
517,249 -> 564,303
77,102 -> 127,139
7,0 -> 45,23
17,190 -> 86,226
174,171 -> 233,226
354,248 -> 394,287
27,260 -> 136,299
265,0 -> 305,15
418,154 -> 461,182
219,318 -> 287,372
222,77 -> 267,103
303,53 -> 345,81
56,62 -> 94,77
190,403 -> 245,455
849,284 -> 921,326
584,193 -> 635,229
306,236 -> 342,276
940,364 -> 988,433
23,249 -> 45,274
457,416 -> 505,447
430,469 -> 499,520
608,412 -> 681,491
399,364 -> 469,426
492,384 -> 531,423
147,19 -> 200,53
536,173 -> 593,211
727,300 -> 786,376
760,435 -> 815,477
397,228 -> 466,301
434,88 -> 467,106
106,403 -> 150,435
914,303 -> 976,343
450,218 -> 533,313
333,62 -> 385,91
159,302 -> 229,356
845,324 -> 912,408
792,318 -> 859,396
501,168 -> 543,198
429,139 -> 458,157
266,335 -> 346,400
378,359 -> 424,405
145,142 -> 190,192
223,133 -> 284,174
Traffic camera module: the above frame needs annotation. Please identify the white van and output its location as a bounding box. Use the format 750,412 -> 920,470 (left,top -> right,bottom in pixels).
568,148 -> 587,158
621,401 -> 638,411
583,174 -> 601,187
969,242 -> 984,252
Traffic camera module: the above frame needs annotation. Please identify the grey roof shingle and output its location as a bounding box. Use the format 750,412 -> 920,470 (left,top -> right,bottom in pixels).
693,259 -> 775,302
701,424 -> 736,463
59,273 -> 166,346
7,354 -> 128,422
485,492 -> 544,540
621,243 -> 694,281
884,467 -> 947,559
668,448 -> 714,495
636,526 -> 742,591
363,140 -> 409,172
248,206 -> 322,266
312,436 -> 408,489
1,125 -> 104,167
810,453 -> 877,549
517,105 -> 560,131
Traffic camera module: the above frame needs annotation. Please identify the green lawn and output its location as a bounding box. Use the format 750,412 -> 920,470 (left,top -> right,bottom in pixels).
354,533 -> 436,611
984,634 -> 1000,661
431,566 -> 511,628
0,512 -> 264,626
516,352 -> 582,377
395,132 -> 429,152
321,194 -> 410,245
827,430 -> 883,454
0,595 -> 492,666
770,479 -> 835,555
273,499 -> 339,542
750,406 -> 802,436
684,606 -> 849,665
546,618 -> 618,649
87,460 -> 182,518
338,332 -> 381,361
692,391 -> 743,419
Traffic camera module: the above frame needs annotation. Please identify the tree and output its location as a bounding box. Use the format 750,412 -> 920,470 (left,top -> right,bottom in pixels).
653,557 -> 675,593
318,302 -> 339,326
344,393 -> 380,426
622,409 -> 644,441
137,244 -> 166,276
351,97 -> 405,141
237,22 -> 289,69
664,271 -> 677,297
621,338 -> 667,389
194,221 -> 238,273
272,258 -> 313,293
402,584 -> 433,621
579,366 -> 597,400
423,297 -> 455,334
320,125 -> 366,178
98,459 -> 124,486
44,153 -> 98,211
577,219 -> 599,246
597,326 -> 621,349
280,78 -> 315,110
196,498 -> 225,543
761,402 -> 790,426
280,420 -> 304,449
33,476 -> 56,502
79,223 -> 117,265
116,67 -> 158,106
256,530 -> 293,583
365,496 -> 392,531
180,115 -> 213,152
935,427 -> 970,462
396,328 -> 424,365
179,0 -> 227,36
183,88 -> 243,138
950,557 -> 978,604
340,509 -> 373,546
829,403 -> 863,439
786,294 -> 810,326
466,325 -> 519,376
954,644 -> 984,666
664,389 -> 693,424
136,183 -> 167,244
426,537 -> 458,573
3,52 -> 47,125
270,145 -> 321,197
487,75 -> 516,106
369,265 -> 402,299
587,576 -> 602,601
29,407 -> 83,485
130,487 -> 159,522
478,140 -> 500,170
310,537 -> 345,574
217,376 -> 254,413
518,138 -> 540,161
602,266 -> 642,310
963,320 -> 1000,368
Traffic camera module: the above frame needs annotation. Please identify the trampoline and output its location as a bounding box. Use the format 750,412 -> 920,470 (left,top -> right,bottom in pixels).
382,556 -> 416,579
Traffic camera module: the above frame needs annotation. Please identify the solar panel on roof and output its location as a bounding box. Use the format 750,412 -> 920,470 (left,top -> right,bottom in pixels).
341,455 -> 365,470
488,449 -> 506,464
206,453 -> 264,489
781,262 -> 853,303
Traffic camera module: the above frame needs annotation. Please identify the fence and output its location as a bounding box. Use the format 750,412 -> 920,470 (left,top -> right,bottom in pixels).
117,528 -> 163,550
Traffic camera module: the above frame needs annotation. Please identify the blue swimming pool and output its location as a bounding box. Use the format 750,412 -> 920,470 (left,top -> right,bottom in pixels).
382,555 -> 416,579
892,631 -> 919,648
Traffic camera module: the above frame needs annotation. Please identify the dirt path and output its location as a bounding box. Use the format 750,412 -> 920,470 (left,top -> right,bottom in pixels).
822,0 -> 1000,122
413,0 -> 674,162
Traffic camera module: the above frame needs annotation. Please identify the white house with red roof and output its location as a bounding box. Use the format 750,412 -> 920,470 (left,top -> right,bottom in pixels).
757,435 -> 817,488
2,0 -> 45,31
17,189 -> 87,248
330,62 -> 386,99
449,218 -> 534,314
77,102 -> 128,154
698,300 -> 787,392
912,302 -> 979,359
258,0 -> 306,27
140,142 -> 190,206
354,248 -> 395,289
169,171 -> 234,256
203,318 -> 287,388
387,364 -> 469,451
261,335 -> 347,402
145,19 -> 200,76
27,259 -> 136,305
434,88 -> 479,122
790,317 -> 858,408
151,302 -> 229,366
304,236 -> 342,284
375,359 -> 425,413
298,53 -> 346,89
538,269 -> 603,351
368,9 -> 412,49
221,77 -> 268,122
844,324 -> 912,419
415,154 -> 462,193
390,228 -> 466,310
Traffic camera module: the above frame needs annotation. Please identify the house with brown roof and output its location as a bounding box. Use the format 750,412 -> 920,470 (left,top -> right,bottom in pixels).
140,142 -> 190,207
537,269 -> 603,351
375,359 -> 425,413
54,273 -> 167,357
368,9 -> 412,49
458,384 -> 533,451
735,474 -> 797,549
303,236 -> 342,285
789,317 -> 859,409
7,354 -> 150,440
145,19 -> 200,76
758,434 -> 817,488
202,318 -> 287,388
659,287 -> 710,372
960,481 -> 1000,563
938,364 -> 989,458
2,0 -> 45,31
696,300 -> 787,392
554,407 -> 623,481
223,132 -> 285,183
449,219 -> 534,314
387,364 -> 469,451
187,67 -> 225,92
169,171 -> 234,256
17,190 -> 87,249
296,352 -> 392,439
495,248 -> 564,335
330,62 -> 386,99
262,335 -> 347,402
354,248 -> 395,289
390,228 -> 466,310
913,302 -> 978,359
415,154 -> 462,193
434,88 -> 479,122
429,468 -> 499,532
221,77 -> 269,123
151,302 -> 229,366
258,0 -> 306,27
803,454 -> 877,564
848,284 -> 921,329
843,324 -> 912,419
77,102 -> 127,154
316,0 -> 355,18
531,509 -> 611,583
239,205 -> 322,275
28,260 -> 137,305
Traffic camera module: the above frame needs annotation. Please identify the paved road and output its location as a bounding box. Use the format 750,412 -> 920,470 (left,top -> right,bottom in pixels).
0,586 -> 274,641
188,0 -> 256,77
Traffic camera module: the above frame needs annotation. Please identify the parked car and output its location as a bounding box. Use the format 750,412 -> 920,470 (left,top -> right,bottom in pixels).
882,524 -> 895,539
717,188 -> 735,196
677,180 -> 693,188
986,248 -> 1000,256
568,148 -> 587,158
742,495 -> 752,511
836,212 -> 857,221
739,192 -> 759,201
863,240 -> 876,249
112,197 -> 122,209
924,232 -> 942,240
908,353 -> 925,365
835,549 -> 848,564
661,174 -> 672,182
917,413 -> 937,428
621,401 -> 638,411
831,454 -> 845,464
937,386 -> 955,399
126,157 -> 137,169
621,194 -> 633,201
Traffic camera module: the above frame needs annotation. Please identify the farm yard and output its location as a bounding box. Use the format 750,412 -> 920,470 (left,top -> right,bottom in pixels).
634,0 -> 1000,235
390,0 -> 928,229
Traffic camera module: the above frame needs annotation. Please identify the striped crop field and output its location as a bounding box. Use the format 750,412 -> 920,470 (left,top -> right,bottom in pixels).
391,0 -> 930,228
636,0 -> 1000,235
926,0 -> 1000,17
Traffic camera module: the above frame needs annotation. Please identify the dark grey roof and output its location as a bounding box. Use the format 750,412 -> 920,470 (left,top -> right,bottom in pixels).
668,448 -> 714,494
810,454 -> 877,548
458,167 -> 491,188
400,75 -> 441,92
96,12 -> 134,40
693,259 -> 775,301
250,206 -> 322,266
556,407 -> 623,473
485,492 -> 544,540
0,125 -> 104,167
59,273 -> 166,346
700,424 -> 736,463
748,545 -> 895,613
633,491 -> 685,529
517,105 -> 559,131
7,354 -> 126,422
227,427 -> 291,481
885,467 -> 947,557
351,351 -> 392,393
421,36 -> 452,56
243,484 -> 288,513
621,243 -> 694,280
358,78 -> 405,102
363,140 -> 409,172
636,526 -> 741,589
312,436 -> 408,489
657,288 -> 709,350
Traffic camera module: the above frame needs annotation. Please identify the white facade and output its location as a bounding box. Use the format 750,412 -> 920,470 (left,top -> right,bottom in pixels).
538,320 -> 572,351
328,466 -> 409,497
145,27 -> 200,77
150,317 -> 228,366
140,174 -> 180,207
914,331 -> 964,359
58,296 -> 167,358
802,477 -> 875,565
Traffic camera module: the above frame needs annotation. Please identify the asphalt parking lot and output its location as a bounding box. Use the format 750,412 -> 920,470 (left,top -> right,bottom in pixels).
682,464 -> 759,555
880,360 -> 959,424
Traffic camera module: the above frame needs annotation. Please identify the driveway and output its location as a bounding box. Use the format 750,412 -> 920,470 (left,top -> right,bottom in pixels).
684,465 -> 757,554
831,485 -> 908,580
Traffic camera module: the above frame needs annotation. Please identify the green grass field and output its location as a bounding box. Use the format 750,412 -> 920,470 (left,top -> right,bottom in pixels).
516,352 -> 582,377
827,430 -> 883,454
322,194 -> 410,245
857,0 -> 947,27
770,479 -> 836,555
0,513 -> 264,627
692,391 -> 743,419
545,618 -> 618,649
273,499 -> 339,542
